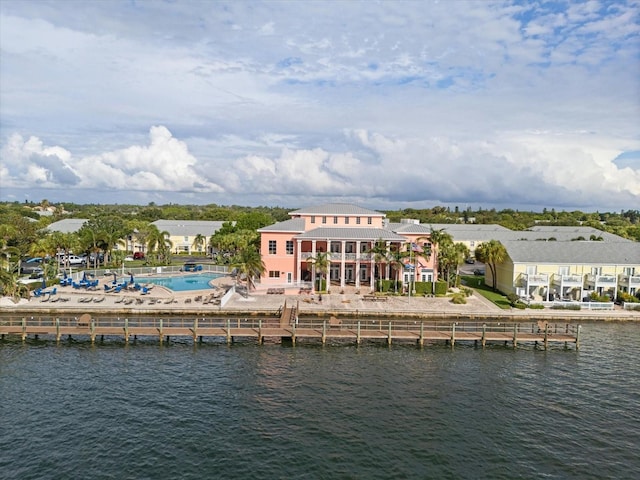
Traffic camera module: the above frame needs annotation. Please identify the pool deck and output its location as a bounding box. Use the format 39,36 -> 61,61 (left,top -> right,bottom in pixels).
1,273 -> 638,321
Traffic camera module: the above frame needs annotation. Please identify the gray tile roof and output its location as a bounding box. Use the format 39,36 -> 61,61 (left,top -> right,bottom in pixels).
503,240 -> 640,265
46,218 -> 88,233
296,227 -> 407,241
258,218 -> 306,232
151,220 -> 227,236
290,203 -> 384,216
386,223 -> 434,234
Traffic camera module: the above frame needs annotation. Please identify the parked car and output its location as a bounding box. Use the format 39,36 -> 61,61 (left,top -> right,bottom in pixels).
473,268 -> 485,276
465,257 -> 475,264
57,254 -> 86,266
133,252 -> 145,260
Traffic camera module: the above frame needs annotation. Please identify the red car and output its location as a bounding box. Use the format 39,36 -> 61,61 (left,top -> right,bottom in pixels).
133,252 -> 145,260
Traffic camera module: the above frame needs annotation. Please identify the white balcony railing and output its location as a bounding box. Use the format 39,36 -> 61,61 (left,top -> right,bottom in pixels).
586,274 -> 617,285
552,274 -> 583,285
525,273 -> 549,285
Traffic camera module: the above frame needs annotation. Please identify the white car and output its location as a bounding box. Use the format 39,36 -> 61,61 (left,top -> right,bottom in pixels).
57,254 -> 86,266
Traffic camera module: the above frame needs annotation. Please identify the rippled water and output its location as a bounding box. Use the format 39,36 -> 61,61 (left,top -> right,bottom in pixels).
1,323 -> 638,479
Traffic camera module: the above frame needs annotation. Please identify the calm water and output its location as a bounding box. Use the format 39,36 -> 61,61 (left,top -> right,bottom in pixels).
1,322 -> 638,479
143,273 -> 222,291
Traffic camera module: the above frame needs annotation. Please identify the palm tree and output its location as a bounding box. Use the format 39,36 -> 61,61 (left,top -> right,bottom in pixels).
146,226 -> 172,265
192,234 -> 206,255
0,269 -> 30,302
475,239 -> 507,291
368,238 -> 389,292
230,248 -> 265,291
307,251 -> 329,293
387,246 -> 409,294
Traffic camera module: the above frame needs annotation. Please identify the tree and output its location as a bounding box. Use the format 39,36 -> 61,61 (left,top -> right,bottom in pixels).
475,239 -> 507,291
146,225 -> 172,265
368,238 -> 389,292
387,245 -> 410,294
0,269 -> 30,302
230,248 -> 265,291
307,251 -> 329,293
192,234 -> 206,255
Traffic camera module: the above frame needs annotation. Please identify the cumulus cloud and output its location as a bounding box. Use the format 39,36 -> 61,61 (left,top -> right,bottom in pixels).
0,1 -> 638,210
1,126 -> 224,194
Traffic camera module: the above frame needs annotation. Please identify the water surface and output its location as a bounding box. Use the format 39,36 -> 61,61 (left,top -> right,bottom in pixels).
1,323 -> 638,479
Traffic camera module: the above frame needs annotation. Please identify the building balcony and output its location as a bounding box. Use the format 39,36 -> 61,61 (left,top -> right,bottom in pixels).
523,273 -> 549,286
586,274 -> 617,285
618,274 -> 640,288
551,274 -> 583,286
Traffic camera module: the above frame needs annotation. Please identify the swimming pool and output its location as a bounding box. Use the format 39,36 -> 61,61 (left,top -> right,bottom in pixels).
143,273 -> 223,292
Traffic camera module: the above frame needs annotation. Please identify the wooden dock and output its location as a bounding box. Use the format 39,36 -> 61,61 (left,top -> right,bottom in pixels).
0,316 -> 580,349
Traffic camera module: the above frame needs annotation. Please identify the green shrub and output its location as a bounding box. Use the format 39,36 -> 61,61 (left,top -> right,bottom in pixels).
460,287 -> 473,297
617,290 -> 639,303
551,304 -> 581,310
434,281 -> 448,296
506,292 -> 519,305
513,302 -> 527,309
528,303 -> 545,309
450,293 -> 467,304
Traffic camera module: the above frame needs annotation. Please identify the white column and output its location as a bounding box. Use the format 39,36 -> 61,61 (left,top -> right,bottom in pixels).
355,241 -> 361,289
296,239 -> 302,285
370,240 -> 375,291
340,240 -> 346,289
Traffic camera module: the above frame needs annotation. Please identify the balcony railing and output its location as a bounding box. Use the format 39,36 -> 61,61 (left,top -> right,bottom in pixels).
524,273 -> 549,285
586,274 -> 617,284
552,274 -> 583,285
618,274 -> 640,286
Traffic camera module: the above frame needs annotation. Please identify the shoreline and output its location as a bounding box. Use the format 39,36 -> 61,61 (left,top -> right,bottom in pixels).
2,284 -> 638,323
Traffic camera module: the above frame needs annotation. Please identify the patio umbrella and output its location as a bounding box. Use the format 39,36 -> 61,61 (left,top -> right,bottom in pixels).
129,273 -> 134,285
82,271 -> 87,282
112,272 -> 118,284
41,277 -> 47,290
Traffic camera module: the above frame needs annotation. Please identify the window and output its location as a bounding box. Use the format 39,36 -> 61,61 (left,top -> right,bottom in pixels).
345,217 -> 350,224
269,271 -> 280,278
311,216 -> 315,224
367,217 -> 372,225
322,216 -> 327,224
286,241 -> 294,255
184,236 -> 189,242
268,240 -> 277,255
558,266 -> 569,276
356,217 -> 361,225
333,216 -> 338,224
624,267 -> 635,276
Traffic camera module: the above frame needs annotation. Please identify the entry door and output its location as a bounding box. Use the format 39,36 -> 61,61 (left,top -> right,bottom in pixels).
345,266 -> 354,282
287,272 -> 292,284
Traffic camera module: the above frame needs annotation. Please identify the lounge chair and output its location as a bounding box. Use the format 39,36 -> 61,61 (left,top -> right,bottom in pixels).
124,298 -> 134,305
115,296 -> 125,304
93,296 -> 105,303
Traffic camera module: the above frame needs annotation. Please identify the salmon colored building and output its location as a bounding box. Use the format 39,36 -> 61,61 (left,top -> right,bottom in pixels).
258,203 -> 436,292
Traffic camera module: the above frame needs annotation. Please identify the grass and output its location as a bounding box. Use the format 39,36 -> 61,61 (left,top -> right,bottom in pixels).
460,275 -> 512,309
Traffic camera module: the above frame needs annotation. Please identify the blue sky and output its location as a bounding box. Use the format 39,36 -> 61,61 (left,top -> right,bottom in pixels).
1,0 -> 638,211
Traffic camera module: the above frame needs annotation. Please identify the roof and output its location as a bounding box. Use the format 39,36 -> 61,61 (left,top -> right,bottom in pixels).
258,218 -> 306,233
296,227 -> 407,241
151,220 -> 227,236
386,223 -> 434,234
502,240 -> 640,265
289,203 -> 384,217
46,218 -> 88,233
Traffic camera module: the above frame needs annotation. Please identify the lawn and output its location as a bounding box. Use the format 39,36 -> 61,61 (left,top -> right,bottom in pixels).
460,275 -> 511,309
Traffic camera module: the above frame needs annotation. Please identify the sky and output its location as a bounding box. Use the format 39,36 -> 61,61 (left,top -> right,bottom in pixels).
1,0 -> 639,212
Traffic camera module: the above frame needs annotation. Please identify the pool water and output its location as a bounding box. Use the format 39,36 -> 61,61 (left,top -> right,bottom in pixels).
143,273 -> 223,291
